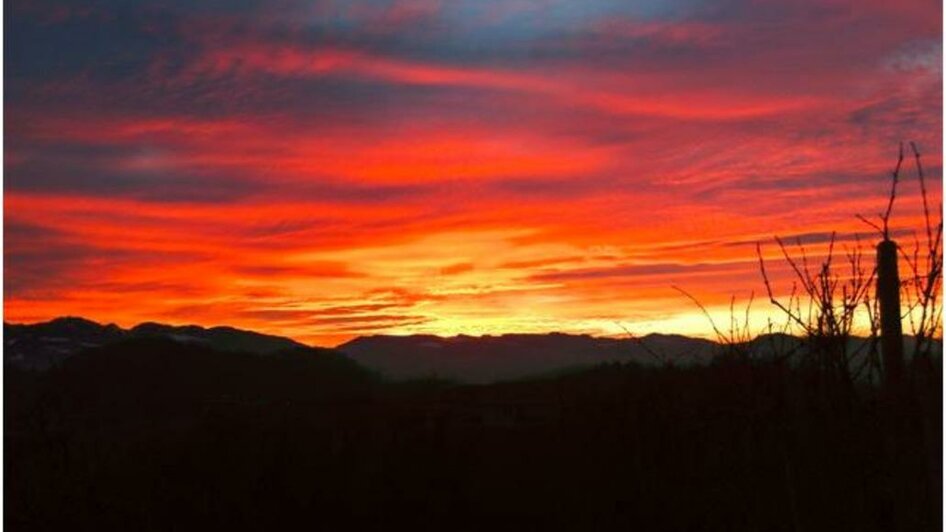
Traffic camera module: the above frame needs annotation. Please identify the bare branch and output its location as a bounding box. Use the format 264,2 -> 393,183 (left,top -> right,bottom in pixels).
855,214 -> 885,238
672,286 -> 728,343
881,141 -> 904,239
614,322 -> 667,366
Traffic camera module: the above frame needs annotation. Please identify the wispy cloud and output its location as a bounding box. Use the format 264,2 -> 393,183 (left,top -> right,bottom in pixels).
5,0 -> 941,344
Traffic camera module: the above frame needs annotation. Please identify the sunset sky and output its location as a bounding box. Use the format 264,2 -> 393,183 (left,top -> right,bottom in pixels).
5,0 -> 943,346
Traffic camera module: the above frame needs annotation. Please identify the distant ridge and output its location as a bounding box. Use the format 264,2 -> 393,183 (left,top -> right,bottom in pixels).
6,317 -> 940,383
338,332 -> 719,383
337,332 -> 939,383
4,317 -> 307,370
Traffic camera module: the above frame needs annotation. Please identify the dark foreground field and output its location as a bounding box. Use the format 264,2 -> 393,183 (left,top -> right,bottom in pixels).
6,338 -> 942,531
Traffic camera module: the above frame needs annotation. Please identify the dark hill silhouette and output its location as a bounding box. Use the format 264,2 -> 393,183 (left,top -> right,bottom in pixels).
1,318 -> 724,378
129,321 -> 306,354
4,317 -> 126,370
49,337 -> 377,404
7,317 -> 940,383
6,335 -> 939,531
337,332 -> 940,383
339,332 -> 717,382
4,317 -> 307,370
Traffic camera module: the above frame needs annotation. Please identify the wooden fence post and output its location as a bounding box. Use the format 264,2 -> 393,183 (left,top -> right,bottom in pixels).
876,239 -> 904,387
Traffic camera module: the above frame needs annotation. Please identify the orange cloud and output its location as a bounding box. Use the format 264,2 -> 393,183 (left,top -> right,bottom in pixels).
5,0 -> 941,345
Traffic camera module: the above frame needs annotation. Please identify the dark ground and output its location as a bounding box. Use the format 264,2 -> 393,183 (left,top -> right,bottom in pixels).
5,338 -> 942,531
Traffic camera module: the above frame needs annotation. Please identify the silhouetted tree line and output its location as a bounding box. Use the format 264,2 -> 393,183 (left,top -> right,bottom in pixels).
5,335 -> 941,531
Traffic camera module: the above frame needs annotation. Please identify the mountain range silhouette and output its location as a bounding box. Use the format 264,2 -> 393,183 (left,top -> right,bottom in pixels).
6,316 -> 936,383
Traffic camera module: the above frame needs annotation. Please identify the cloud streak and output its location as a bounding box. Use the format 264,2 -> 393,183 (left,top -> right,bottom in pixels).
5,0 -> 942,344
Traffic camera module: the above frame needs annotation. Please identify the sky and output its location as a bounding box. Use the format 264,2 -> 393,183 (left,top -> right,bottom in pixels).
5,0 -> 943,346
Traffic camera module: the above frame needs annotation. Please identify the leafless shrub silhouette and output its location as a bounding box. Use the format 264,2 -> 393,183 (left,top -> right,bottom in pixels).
671,142 -> 939,391
672,286 -> 756,364
756,232 -> 875,387
899,142 -> 943,365
855,142 -> 943,381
